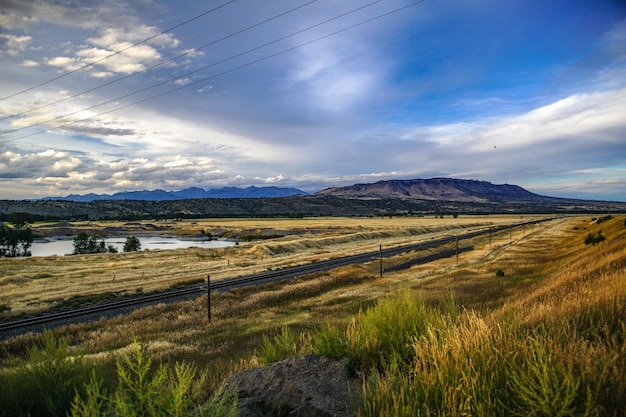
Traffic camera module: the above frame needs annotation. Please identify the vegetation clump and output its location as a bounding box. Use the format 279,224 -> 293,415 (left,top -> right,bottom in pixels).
123,236 -> 141,252
72,232 -> 118,254
584,230 -> 605,245
0,222 -> 33,257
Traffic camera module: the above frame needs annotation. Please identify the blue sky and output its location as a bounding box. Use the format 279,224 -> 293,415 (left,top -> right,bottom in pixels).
1,0 -> 625,201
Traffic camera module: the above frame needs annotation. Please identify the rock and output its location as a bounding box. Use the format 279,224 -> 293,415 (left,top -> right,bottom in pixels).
225,355 -> 359,417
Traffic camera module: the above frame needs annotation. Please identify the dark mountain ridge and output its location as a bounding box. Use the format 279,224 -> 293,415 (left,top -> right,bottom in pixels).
3,178 -> 624,221
44,186 -> 307,202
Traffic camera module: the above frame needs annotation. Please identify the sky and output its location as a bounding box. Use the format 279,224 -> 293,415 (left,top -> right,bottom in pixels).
0,0 -> 625,201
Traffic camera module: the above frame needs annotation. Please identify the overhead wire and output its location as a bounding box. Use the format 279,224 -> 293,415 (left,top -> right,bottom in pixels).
0,0 -> 320,124
0,0 -> 236,102
1,0 -> 381,137
2,0 -> 426,143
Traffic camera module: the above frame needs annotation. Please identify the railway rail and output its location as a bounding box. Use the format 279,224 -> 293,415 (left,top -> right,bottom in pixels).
0,218 -> 554,337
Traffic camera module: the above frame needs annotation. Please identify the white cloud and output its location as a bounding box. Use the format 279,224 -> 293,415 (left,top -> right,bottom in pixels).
20,59 -> 40,67
0,33 -> 32,56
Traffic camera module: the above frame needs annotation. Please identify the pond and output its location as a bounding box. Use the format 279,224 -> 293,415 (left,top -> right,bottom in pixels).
29,236 -> 236,257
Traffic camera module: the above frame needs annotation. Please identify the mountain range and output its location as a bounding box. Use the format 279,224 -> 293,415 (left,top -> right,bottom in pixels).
3,178 -> 621,220
44,186 -> 307,202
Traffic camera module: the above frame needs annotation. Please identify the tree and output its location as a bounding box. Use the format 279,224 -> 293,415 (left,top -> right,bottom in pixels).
72,233 -> 117,255
9,212 -> 34,227
123,236 -> 141,252
0,222 -> 33,257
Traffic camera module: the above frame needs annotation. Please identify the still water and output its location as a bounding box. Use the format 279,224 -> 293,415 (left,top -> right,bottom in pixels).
30,236 -> 235,257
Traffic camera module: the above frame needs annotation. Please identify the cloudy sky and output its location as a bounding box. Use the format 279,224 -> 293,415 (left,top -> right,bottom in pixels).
1,0 -> 625,201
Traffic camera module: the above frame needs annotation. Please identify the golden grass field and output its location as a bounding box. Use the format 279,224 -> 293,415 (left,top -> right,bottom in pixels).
4,214 -> 601,381
1,212 -> 625,416
0,215 -> 536,317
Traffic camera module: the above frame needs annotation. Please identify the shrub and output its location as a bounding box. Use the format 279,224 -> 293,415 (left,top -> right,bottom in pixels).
257,326 -> 311,365
313,325 -> 348,359
343,293 -> 445,375
0,330 -> 98,417
496,269 -> 505,277
70,342 -> 238,417
584,231 -> 605,246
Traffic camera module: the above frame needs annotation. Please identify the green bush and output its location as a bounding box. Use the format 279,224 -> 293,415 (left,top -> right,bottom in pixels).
0,330 -> 98,417
70,342 -> 238,417
257,326 -> 312,365
313,325 -> 348,359
311,294 -> 458,376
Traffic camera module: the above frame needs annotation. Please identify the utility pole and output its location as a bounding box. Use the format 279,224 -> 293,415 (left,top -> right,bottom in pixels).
455,235 -> 459,264
379,244 -> 383,278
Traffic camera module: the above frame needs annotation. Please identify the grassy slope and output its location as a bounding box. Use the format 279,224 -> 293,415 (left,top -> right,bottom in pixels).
1,215 -> 624,415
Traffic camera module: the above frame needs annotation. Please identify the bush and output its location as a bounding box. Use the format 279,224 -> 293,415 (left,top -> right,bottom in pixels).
584,231 -> 605,246
596,215 -> 613,224
70,342 -> 238,417
311,294 -> 458,376
257,326 -> 311,365
0,331 -> 98,417
496,269 -> 505,277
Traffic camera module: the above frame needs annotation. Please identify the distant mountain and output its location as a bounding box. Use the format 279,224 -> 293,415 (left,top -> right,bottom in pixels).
315,178 -> 547,203
45,186 -> 307,202
5,178 -> 626,220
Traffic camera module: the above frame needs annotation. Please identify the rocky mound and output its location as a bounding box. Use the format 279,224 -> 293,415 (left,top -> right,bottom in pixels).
225,355 -> 359,417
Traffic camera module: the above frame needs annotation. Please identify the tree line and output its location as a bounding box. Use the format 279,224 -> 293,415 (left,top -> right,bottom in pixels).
1,212 -> 142,257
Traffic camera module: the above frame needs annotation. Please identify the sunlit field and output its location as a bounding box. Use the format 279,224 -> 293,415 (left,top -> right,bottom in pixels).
2,214 -> 624,416
0,215 -> 534,316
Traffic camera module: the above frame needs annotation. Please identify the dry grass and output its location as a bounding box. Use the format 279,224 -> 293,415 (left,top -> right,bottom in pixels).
0,215 -> 530,316
3,213 -> 622,400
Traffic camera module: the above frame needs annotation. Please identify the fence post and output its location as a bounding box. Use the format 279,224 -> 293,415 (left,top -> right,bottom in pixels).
207,274 -> 211,323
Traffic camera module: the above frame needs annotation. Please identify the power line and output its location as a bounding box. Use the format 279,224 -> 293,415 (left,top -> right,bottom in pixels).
0,0 -> 319,124
1,0 -> 380,136
0,0 -> 236,102
3,0 -> 426,143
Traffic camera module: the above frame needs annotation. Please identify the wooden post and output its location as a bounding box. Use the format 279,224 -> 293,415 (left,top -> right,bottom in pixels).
455,235 -> 459,264
207,274 -> 211,323
379,244 -> 383,278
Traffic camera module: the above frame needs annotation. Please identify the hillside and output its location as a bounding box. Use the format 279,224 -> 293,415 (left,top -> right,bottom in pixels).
316,178 -> 547,202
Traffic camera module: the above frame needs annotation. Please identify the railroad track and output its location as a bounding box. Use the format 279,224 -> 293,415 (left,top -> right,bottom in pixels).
0,218 -> 554,337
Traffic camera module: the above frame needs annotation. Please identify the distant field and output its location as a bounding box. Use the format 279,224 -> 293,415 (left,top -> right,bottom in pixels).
1,215 -> 537,316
